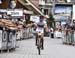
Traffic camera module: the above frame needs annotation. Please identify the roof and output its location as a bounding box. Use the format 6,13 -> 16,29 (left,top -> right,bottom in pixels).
18,0 -> 44,16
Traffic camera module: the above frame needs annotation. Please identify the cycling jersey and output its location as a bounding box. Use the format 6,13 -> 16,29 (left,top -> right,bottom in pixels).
35,21 -> 47,33
37,22 -> 45,28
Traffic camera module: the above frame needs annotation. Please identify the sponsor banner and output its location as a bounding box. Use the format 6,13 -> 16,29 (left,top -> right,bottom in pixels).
30,16 -> 40,23
7,9 -> 23,17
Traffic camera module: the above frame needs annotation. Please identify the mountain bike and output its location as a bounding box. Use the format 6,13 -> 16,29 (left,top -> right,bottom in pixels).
37,32 -> 43,55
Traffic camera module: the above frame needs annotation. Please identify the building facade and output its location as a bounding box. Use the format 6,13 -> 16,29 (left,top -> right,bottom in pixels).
0,0 -> 27,9
0,0 -> 8,9
67,0 -> 75,3
29,0 -> 39,8
39,0 -> 66,15
53,0 -> 73,28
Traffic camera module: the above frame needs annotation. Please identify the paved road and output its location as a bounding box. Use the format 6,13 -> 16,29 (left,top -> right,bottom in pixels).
0,37 -> 75,58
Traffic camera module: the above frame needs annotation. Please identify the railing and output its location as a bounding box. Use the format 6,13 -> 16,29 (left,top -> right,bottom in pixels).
16,27 -> 33,40
62,30 -> 75,45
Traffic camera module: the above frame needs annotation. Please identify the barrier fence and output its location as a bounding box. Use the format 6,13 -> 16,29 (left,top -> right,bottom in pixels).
62,30 -> 75,45
16,27 -> 33,40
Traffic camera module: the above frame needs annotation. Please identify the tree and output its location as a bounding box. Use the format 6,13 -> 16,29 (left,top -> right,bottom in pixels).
47,12 -> 55,28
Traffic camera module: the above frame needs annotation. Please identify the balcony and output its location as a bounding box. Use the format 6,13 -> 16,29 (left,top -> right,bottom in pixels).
54,0 -> 66,3
39,1 -> 45,5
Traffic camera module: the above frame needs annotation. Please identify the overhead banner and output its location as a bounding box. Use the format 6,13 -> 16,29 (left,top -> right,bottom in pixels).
7,9 -> 23,17
0,9 -> 7,18
54,5 -> 72,21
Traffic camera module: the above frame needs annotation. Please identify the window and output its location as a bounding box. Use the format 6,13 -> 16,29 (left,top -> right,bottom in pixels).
44,9 -> 48,15
45,0 -> 52,3
56,0 -> 65,2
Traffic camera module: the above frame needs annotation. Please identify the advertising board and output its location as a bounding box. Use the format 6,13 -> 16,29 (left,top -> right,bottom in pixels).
54,5 -> 72,21
30,16 -> 40,23
7,9 -> 23,17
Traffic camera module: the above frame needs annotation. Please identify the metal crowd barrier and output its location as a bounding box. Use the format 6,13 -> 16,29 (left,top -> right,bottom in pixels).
62,30 -> 75,45
0,28 -> 17,52
16,27 -> 33,40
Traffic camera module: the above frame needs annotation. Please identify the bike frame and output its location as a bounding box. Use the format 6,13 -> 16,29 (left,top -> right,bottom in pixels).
37,32 -> 42,55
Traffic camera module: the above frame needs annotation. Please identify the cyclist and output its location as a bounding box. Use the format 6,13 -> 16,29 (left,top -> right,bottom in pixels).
26,16 -> 48,50
33,16 -> 48,50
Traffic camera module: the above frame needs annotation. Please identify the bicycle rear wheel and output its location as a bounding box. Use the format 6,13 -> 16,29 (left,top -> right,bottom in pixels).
37,38 -> 41,55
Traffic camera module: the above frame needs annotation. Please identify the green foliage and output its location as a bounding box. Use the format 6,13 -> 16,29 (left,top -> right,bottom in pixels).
47,12 -> 55,28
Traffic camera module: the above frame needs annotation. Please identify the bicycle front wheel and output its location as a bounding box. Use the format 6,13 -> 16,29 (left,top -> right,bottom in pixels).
38,46 -> 40,55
